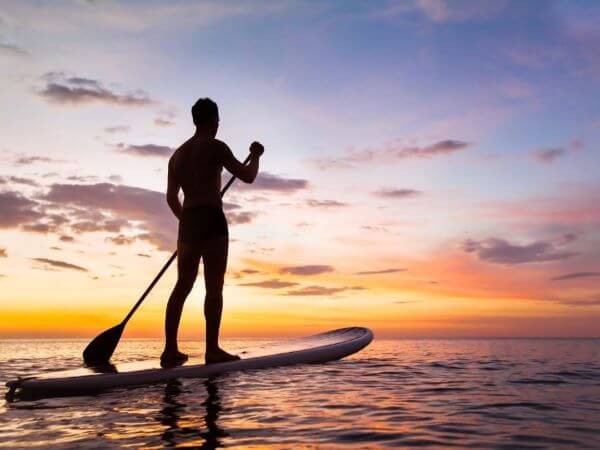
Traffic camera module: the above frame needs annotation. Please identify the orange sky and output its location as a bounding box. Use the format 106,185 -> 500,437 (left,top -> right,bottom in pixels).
1,1 -> 600,338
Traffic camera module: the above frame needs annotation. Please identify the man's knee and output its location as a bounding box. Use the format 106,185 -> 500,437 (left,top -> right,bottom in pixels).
176,274 -> 197,292
205,289 -> 223,303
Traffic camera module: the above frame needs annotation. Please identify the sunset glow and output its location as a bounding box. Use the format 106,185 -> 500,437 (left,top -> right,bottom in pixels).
1,1 -> 599,338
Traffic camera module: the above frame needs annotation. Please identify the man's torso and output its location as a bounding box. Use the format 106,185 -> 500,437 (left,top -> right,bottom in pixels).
170,138 -> 224,209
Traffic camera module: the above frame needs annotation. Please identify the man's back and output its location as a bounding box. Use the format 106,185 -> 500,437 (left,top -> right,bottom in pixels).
169,137 -> 224,209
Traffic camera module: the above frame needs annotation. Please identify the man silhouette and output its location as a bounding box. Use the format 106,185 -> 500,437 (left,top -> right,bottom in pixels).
162,98 -> 264,367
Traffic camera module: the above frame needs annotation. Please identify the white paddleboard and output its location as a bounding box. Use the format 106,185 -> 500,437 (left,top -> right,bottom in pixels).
6,327 -> 372,399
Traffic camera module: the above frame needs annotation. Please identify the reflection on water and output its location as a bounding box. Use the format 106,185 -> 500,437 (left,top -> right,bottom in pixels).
0,338 -> 599,448
158,378 -> 227,449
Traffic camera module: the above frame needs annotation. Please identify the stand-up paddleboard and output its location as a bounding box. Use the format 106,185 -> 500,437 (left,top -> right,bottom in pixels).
6,327 -> 372,400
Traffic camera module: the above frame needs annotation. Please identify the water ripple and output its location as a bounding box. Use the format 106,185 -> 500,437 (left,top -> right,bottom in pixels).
0,338 -> 599,449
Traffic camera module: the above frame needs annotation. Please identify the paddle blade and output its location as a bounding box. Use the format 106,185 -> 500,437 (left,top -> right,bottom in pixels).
83,323 -> 124,365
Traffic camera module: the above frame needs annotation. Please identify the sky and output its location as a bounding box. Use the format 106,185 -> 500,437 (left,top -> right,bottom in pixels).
1,0 -> 599,339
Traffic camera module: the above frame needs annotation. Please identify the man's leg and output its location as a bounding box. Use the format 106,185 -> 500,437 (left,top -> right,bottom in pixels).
202,235 -> 239,363
162,241 -> 201,364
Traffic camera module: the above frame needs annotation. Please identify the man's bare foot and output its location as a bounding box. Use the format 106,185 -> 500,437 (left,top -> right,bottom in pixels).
160,350 -> 189,368
205,348 -> 241,364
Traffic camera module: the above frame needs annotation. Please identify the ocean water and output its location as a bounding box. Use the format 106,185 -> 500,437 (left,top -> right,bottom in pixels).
0,338 -> 599,449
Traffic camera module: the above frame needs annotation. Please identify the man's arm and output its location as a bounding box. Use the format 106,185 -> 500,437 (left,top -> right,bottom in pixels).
166,158 -> 182,219
220,141 -> 263,183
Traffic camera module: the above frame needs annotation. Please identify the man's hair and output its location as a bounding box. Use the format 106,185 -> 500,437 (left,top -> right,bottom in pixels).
191,98 -> 219,126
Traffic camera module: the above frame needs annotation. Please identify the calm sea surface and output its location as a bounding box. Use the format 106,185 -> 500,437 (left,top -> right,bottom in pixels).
0,338 -> 599,449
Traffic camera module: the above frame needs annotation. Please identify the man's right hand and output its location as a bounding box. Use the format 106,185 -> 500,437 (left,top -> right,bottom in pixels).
250,141 -> 264,157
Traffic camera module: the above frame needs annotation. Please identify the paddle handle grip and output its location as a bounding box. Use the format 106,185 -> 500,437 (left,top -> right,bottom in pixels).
122,152 -> 253,325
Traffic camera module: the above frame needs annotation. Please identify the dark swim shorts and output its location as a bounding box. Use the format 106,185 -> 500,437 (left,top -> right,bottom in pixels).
178,206 -> 228,244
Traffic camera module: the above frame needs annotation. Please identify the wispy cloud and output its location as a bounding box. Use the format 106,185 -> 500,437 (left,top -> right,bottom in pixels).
532,140 -> 582,165
66,175 -> 98,183
284,285 -> 364,296
13,155 -> 64,166
238,172 -> 309,193
372,189 -> 422,199
106,234 -> 136,245
0,42 -> 28,56
104,125 -> 130,134
0,176 -> 38,186
314,139 -> 469,170
71,217 -> 130,233
462,237 -> 576,265
240,279 -> 298,289
32,257 -> 88,272
280,265 -> 334,275
306,199 -> 347,208
38,72 -> 155,107
154,117 -> 174,127
551,272 -> 600,281
533,148 -> 567,164
550,296 -> 600,307
355,268 -> 406,275
22,223 -> 53,233
115,143 -> 173,158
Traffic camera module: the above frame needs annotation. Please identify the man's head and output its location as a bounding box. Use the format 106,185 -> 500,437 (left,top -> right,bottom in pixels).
192,98 -> 219,136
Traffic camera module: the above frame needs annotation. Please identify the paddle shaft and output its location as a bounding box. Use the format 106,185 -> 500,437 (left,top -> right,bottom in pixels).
121,153 -> 253,325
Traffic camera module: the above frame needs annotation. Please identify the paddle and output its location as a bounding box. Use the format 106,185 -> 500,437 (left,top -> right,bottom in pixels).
83,153 -> 253,365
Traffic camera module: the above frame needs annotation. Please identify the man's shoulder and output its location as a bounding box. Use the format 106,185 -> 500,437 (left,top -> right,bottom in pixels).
168,147 -> 181,166
170,139 -> 193,162
212,139 -> 230,151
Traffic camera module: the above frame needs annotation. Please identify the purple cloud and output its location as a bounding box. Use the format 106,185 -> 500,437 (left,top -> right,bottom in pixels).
551,272 -> 600,281
32,257 -> 88,272
42,182 -> 176,250
550,297 -> 600,307
14,155 -> 63,166
39,182 -> 256,250
533,147 -> 567,164
0,191 -> 44,228
306,199 -> 348,208
104,125 -> 130,134
284,285 -> 364,296
393,140 -> 469,159
355,268 -> 406,275
106,234 -> 136,245
314,139 -> 469,169
115,143 -> 173,158
73,219 -> 129,234
22,223 -> 53,233
372,189 -> 421,198
280,265 -> 334,275
462,237 -> 576,264
240,279 -> 299,289
38,73 -> 154,107
154,117 -> 174,127
353,139 -> 469,162
0,176 -> 38,186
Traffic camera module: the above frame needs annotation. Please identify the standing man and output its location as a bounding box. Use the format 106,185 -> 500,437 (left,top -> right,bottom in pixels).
162,98 -> 264,367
